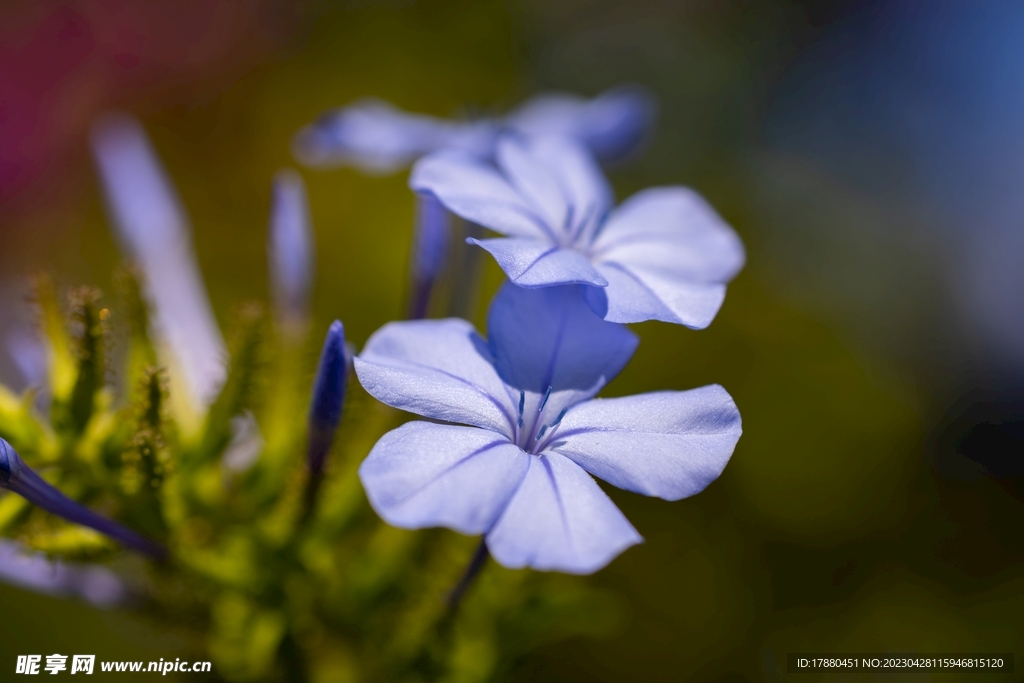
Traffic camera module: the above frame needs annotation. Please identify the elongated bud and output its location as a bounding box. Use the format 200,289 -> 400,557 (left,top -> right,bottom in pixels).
307,321 -> 347,479
407,192 -> 449,319
300,321 -> 347,521
0,438 -> 166,559
268,169 -> 314,335
91,113 -> 226,410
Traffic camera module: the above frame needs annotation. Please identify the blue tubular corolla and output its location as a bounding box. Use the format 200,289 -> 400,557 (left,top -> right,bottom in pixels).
0,438 -> 166,559
307,321 -> 347,481
407,192 -> 449,319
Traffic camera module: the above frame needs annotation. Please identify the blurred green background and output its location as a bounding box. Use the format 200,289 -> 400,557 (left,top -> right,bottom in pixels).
1,0 -> 1022,680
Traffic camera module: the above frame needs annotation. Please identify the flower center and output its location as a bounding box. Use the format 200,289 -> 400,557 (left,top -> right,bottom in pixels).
560,202 -> 608,254
514,387 -> 567,454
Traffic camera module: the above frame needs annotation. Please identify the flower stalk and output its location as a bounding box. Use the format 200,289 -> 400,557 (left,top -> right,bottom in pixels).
445,539 -> 490,611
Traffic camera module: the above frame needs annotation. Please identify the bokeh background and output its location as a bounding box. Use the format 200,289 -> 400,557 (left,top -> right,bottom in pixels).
2,0 -> 1023,680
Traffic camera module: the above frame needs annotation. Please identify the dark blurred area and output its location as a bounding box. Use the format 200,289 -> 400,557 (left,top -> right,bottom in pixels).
0,0 -> 300,210
1,0 -> 1022,681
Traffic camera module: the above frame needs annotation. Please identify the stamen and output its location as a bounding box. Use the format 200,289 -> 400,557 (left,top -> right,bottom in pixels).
571,202 -> 597,244
538,386 -> 552,412
535,424 -> 549,441
517,390 -> 525,429
562,205 -> 575,236
589,214 -> 610,243
549,407 -> 568,429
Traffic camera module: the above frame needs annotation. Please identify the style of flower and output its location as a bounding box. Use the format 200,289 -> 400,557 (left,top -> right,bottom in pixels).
355,283 -> 742,573
410,135 -> 746,328
292,85 -> 655,174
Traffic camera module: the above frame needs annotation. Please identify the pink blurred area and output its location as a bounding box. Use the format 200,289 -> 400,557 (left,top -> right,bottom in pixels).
0,0 -> 302,217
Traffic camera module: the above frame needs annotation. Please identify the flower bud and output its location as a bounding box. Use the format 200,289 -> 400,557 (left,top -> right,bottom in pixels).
269,169 -> 314,335
307,321 -> 347,479
0,438 -> 166,559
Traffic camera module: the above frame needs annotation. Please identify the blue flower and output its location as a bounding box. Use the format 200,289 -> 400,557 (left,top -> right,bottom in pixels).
0,438 -> 166,559
292,85 -> 655,174
410,135 -> 746,328
355,284 -> 741,573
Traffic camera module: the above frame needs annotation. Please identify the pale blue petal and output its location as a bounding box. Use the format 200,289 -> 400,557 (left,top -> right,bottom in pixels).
494,137 -> 569,230
581,187 -> 743,327
518,136 -> 614,231
486,283 -> 637,436
486,451 -> 642,573
293,98 -> 496,173
505,85 -> 657,162
584,262 -> 676,323
469,238 -> 608,288
505,93 -> 592,139
493,137 -> 613,243
547,386 -> 741,501
354,319 -> 515,437
359,422 -> 529,535
592,187 -> 745,283
488,282 -> 637,395
586,262 -> 727,328
410,151 -> 552,240
574,86 -> 658,162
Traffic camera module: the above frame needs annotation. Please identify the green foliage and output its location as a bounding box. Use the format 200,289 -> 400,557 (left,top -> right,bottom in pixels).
0,273 -> 618,682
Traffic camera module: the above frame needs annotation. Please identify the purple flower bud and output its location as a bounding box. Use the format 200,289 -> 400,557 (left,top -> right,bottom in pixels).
268,169 -> 314,333
0,438 -> 166,559
408,192 -> 449,319
307,321 -> 347,479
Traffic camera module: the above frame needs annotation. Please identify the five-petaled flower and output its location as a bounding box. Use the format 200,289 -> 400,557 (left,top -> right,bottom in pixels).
355,283 -> 742,573
410,135 -> 746,329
